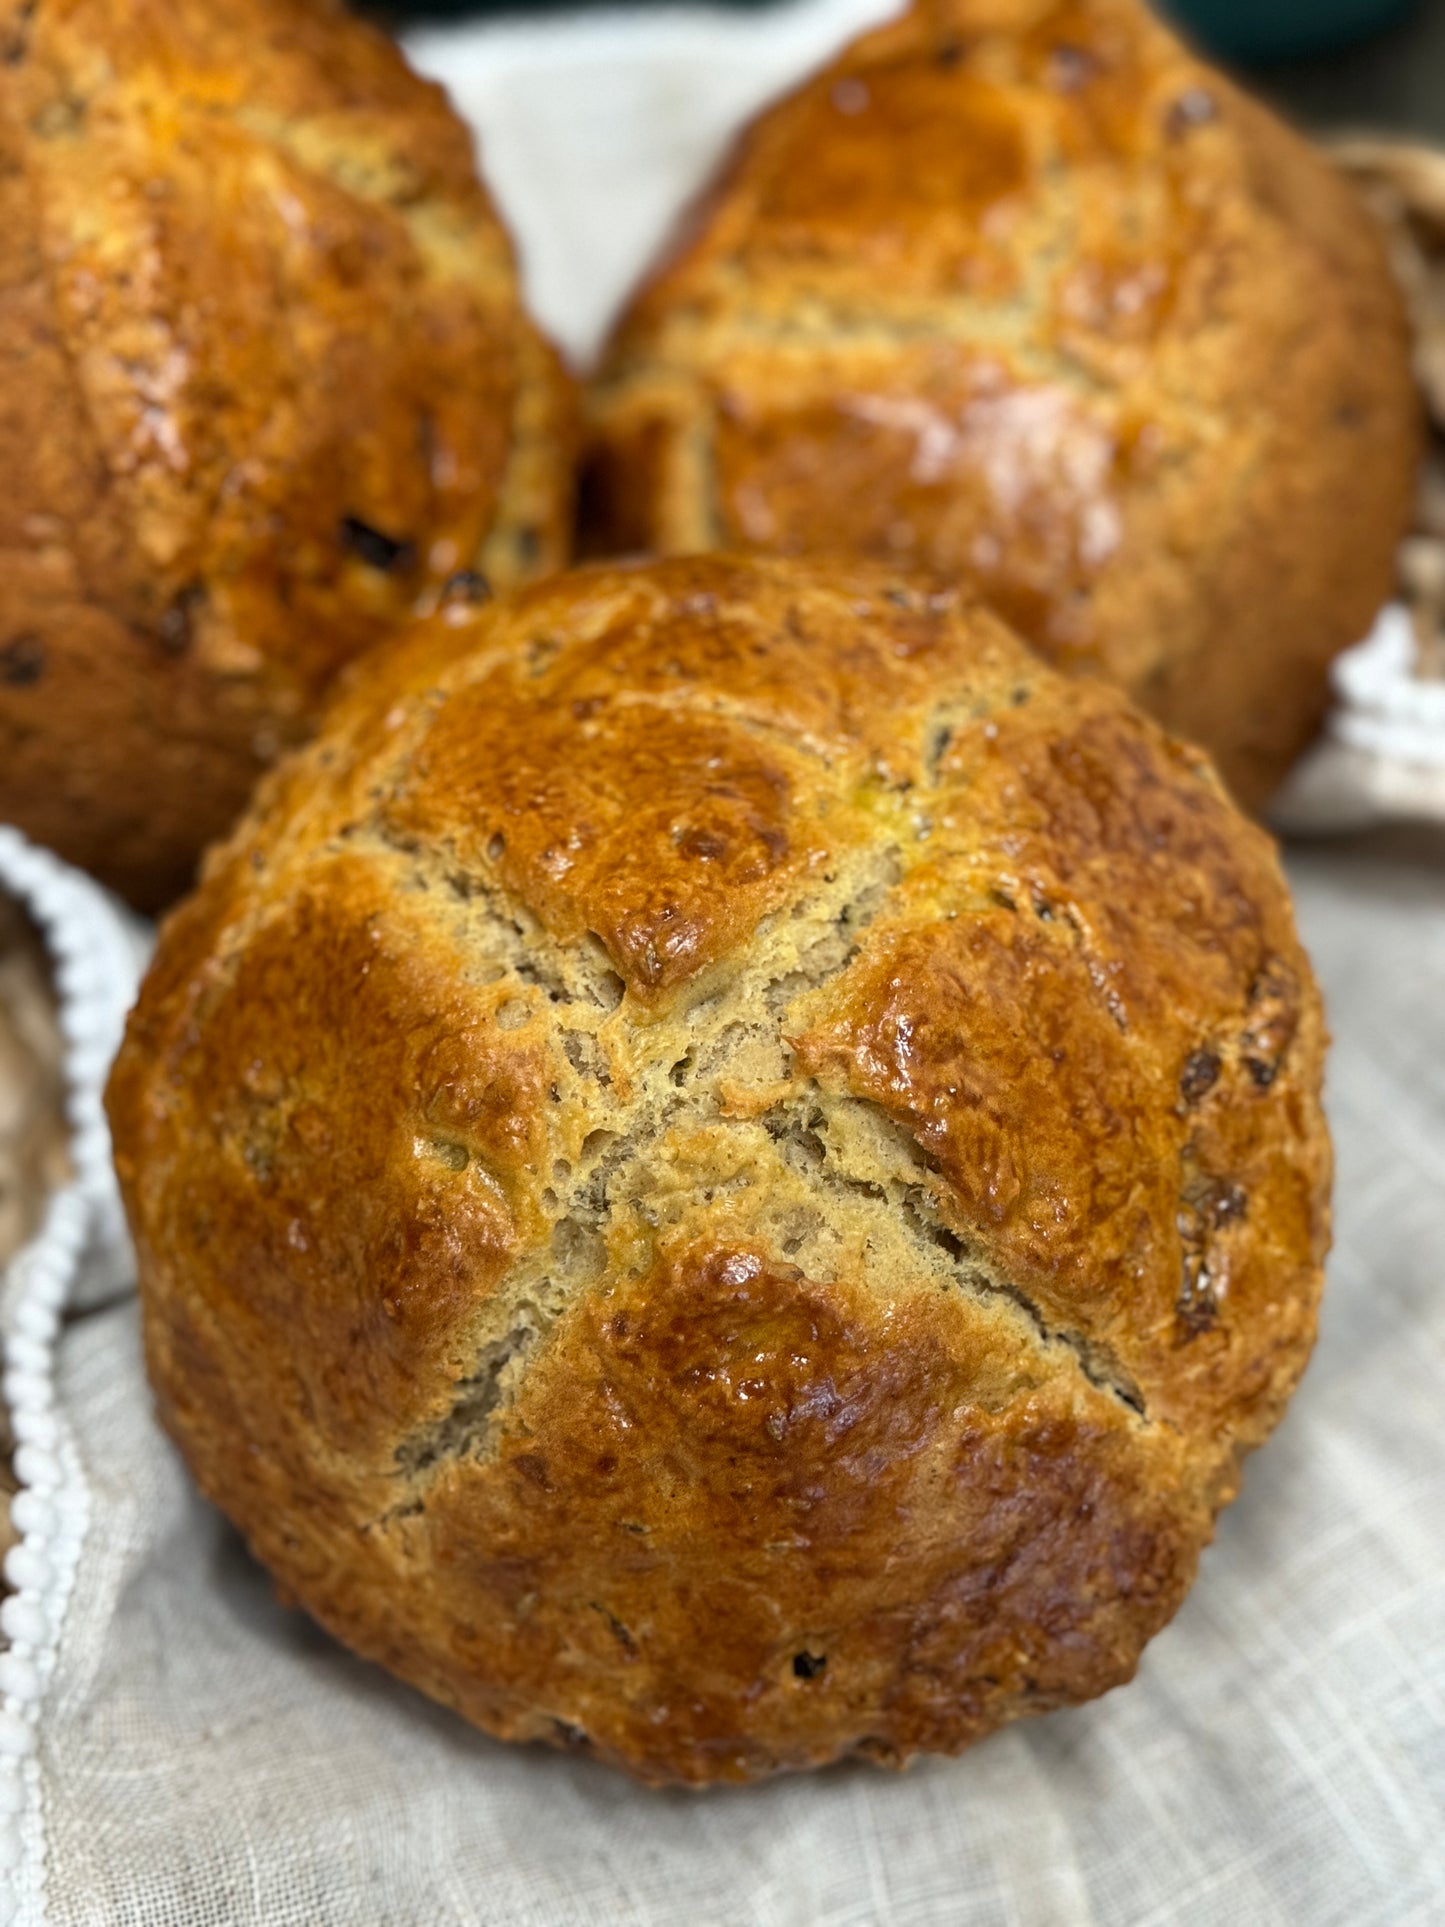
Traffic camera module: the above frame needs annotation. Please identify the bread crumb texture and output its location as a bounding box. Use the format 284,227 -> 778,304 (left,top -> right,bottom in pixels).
108,554 -> 1331,1784
584,0 -> 1419,810
0,0 -> 574,909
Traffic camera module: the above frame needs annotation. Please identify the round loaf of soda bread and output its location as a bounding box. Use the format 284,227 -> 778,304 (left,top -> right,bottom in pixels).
583,0 -> 1419,811
108,554 -> 1330,1785
0,0 -> 573,910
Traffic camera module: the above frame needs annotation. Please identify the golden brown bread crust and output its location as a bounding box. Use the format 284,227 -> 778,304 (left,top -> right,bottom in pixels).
0,0 -> 574,910
107,553 -> 1330,1784
583,0 -> 1420,811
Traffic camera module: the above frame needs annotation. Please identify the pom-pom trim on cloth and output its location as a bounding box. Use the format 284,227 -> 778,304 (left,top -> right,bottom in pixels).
1272,603 -> 1445,831
0,830 -> 147,1927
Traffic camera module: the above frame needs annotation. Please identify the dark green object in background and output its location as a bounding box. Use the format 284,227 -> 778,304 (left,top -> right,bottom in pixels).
376,0 -> 1445,141
387,0 -> 1421,40
1165,0 -> 1418,62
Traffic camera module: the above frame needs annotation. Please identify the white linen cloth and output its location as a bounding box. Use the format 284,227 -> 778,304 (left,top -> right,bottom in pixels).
2,6 -> 1444,1920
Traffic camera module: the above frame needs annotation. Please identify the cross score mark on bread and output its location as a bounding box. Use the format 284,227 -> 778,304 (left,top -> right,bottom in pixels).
107,556 -> 1329,1784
